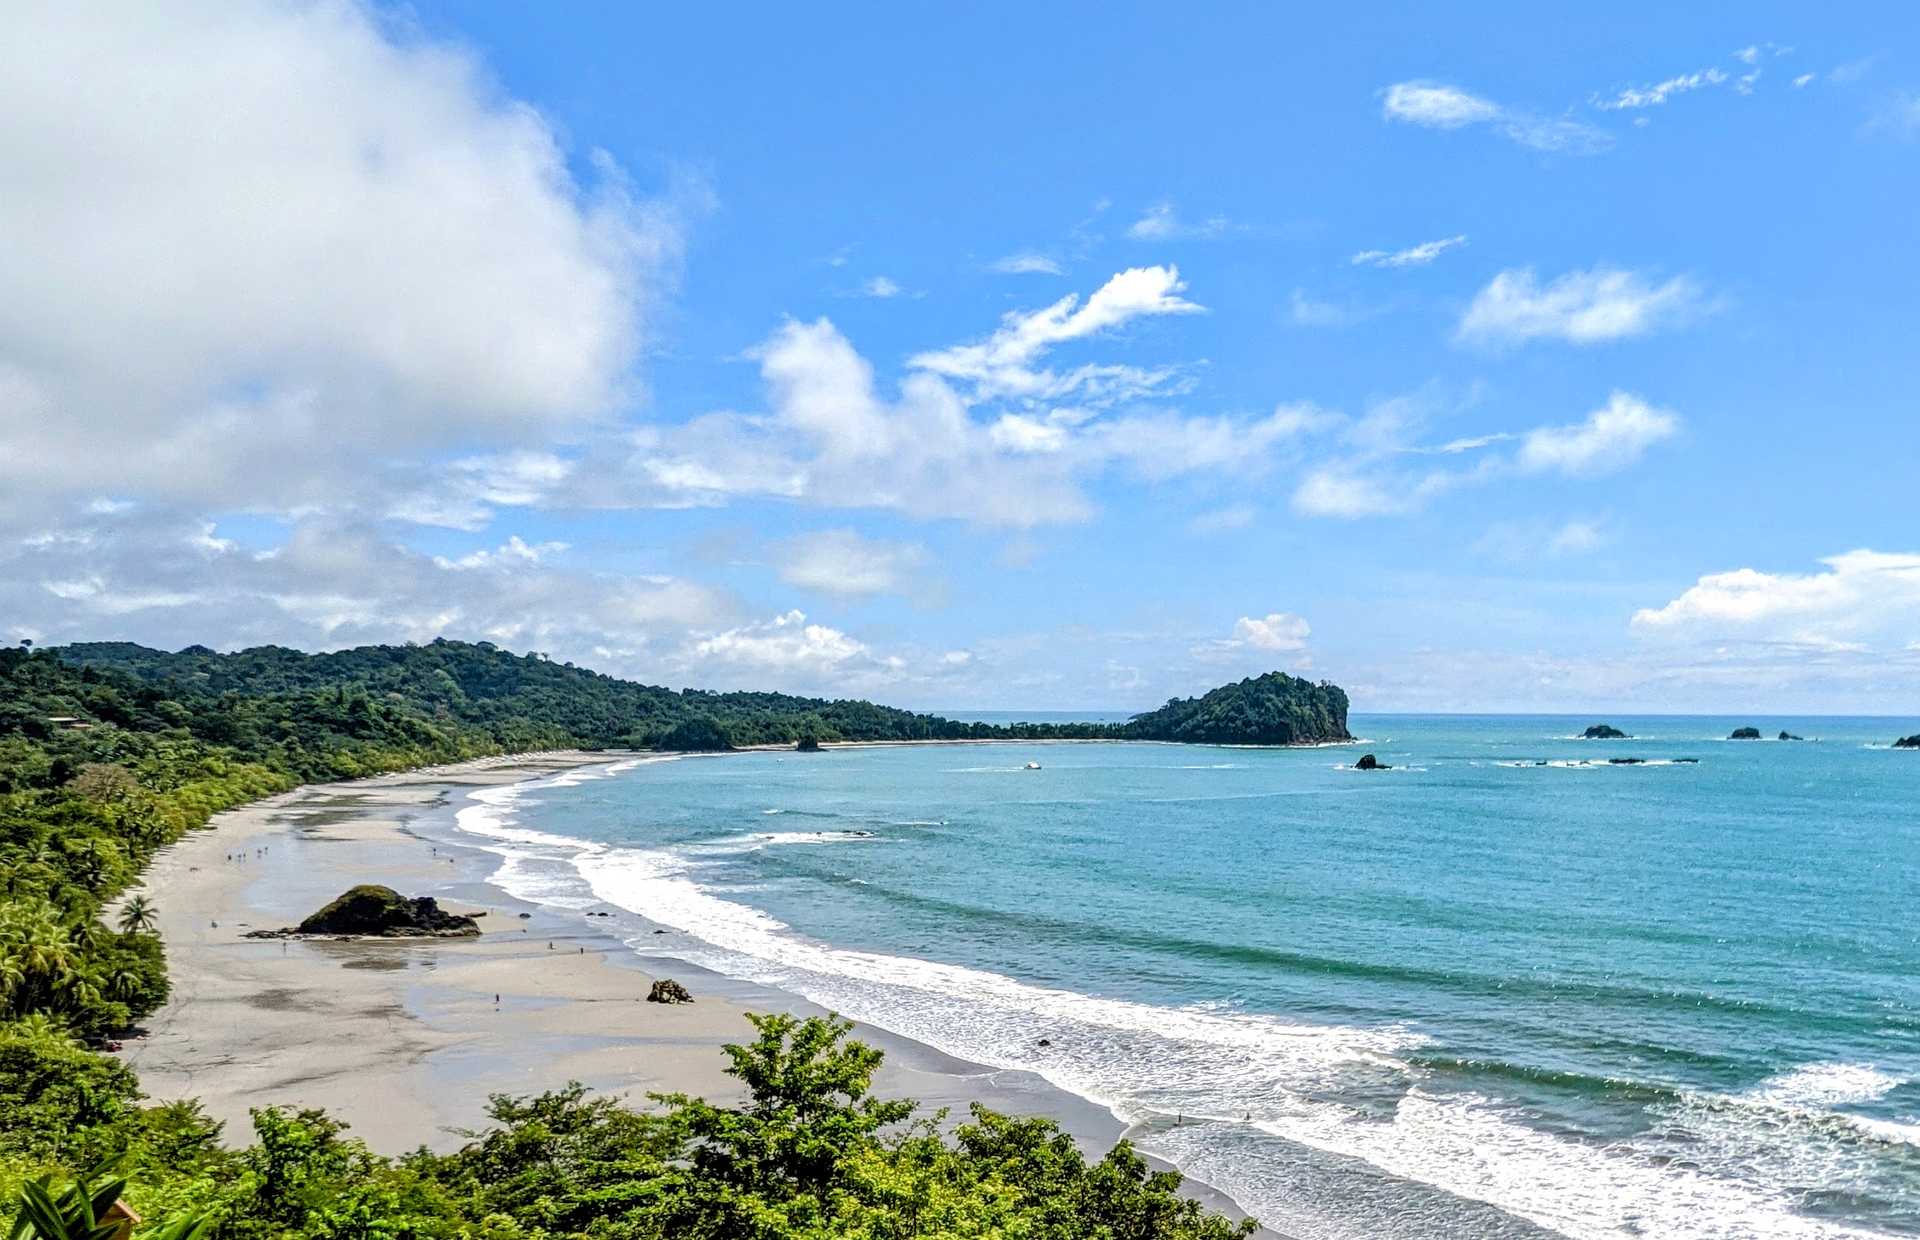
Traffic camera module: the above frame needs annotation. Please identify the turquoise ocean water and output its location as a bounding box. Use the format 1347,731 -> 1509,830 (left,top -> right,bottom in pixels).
447,716 -> 1920,1239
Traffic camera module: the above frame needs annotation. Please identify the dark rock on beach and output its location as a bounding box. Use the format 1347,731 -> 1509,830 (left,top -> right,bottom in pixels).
1354,753 -> 1390,770
1729,727 -> 1762,740
1582,724 -> 1629,739
647,978 -> 693,1004
796,736 -> 822,752
245,884 -> 481,939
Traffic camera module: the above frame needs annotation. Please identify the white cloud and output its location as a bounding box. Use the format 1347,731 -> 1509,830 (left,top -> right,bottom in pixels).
1292,467 -> 1468,518
1457,267 -> 1706,346
1232,613 -> 1312,652
1631,550 -> 1920,643
5,505 -> 729,659
1793,73 -> 1815,88
0,1 -> 683,518
1125,202 -> 1229,241
1517,392 -> 1679,476
990,253 -> 1064,276
1293,392 -> 1677,519
774,529 -> 927,597
1735,46 -> 1761,67
1192,612 -> 1313,665
861,276 -> 903,298
1382,82 -> 1501,128
1381,81 -> 1611,154
1352,235 -> 1468,268
909,265 -> 1203,402
1595,67 -> 1729,110
1473,518 -> 1609,561
688,609 -> 868,674
1289,289 -> 1371,328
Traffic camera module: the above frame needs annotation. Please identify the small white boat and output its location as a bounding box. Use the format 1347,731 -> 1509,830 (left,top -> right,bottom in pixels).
1025,761 -> 1042,770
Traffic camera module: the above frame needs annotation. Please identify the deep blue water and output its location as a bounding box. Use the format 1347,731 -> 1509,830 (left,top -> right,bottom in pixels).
451,716 -> 1920,1239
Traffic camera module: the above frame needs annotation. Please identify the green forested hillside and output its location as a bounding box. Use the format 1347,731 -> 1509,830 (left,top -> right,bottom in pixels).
0,639 -> 1317,1238
1116,672 -> 1352,746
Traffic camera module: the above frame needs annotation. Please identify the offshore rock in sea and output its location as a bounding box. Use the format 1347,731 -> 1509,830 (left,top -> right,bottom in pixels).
245,884 -> 481,939
648,978 -> 694,1004
1582,724 -> 1629,739
1354,753 -> 1389,770
1729,727 -> 1762,740
1778,731 -> 1804,741
1896,735 -> 1920,749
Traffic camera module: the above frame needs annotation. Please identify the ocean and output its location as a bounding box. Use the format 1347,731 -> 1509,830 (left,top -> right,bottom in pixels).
445,716 -> 1920,1239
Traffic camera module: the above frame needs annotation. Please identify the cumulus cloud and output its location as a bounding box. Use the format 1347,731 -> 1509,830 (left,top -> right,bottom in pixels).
1631,550 -> 1920,645
687,610 -> 872,675
1457,267 -> 1707,346
4,504 -> 730,661
0,1 -> 683,518
1192,612 -> 1313,665
1381,81 -> 1611,154
774,529 -> 928,597
1352,235 -> 1468,268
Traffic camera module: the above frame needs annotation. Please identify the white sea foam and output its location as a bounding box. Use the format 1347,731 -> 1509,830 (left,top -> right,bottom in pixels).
1249,1089 -> 1888,1240
1752,1062 -> 1903,1108
461,766 -> 1901,1240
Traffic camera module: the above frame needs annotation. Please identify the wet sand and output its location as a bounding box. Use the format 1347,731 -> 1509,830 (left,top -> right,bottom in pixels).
118,751 -> 1276,1234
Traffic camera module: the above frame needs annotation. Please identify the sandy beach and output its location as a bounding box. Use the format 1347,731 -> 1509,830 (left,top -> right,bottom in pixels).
118,750 -> 1273,1234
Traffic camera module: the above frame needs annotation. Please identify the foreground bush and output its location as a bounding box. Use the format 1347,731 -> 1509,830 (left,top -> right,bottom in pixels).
5,1013 -> 1254,1240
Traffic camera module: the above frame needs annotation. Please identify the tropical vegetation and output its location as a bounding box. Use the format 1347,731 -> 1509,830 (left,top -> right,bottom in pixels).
1,639 -> 1266,1237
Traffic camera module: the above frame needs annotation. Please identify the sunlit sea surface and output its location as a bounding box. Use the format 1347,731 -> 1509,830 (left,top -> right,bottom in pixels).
445,715 -> 1920,1239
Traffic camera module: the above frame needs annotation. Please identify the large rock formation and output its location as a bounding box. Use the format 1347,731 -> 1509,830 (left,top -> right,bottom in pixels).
1117,672 -> 1351,746
648,978 -> 693,1003
1896,735 -> 1920,750
1353,753 -> 1390,770
1582,724 -> 1629,739
1729,727 -> 1762,740
246,885 -> 480,939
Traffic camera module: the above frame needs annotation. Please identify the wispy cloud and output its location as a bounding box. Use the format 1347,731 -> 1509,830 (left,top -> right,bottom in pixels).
1457,266 -> 1707,346
773,528 -> 927,597
860,275 -> 903,298
1291,392 -> 1679,519
989,252 -> 1064,276
1352,234 -> 1468,268
1596,67 -> 1729,111
911,265 -> 1203,402
1126,202 -> 1230,241
1381,81 -> 1611,154
1515,392 -> 1679,476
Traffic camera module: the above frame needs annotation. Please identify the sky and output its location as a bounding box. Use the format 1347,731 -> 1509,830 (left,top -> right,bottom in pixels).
3,2 -> 1917,713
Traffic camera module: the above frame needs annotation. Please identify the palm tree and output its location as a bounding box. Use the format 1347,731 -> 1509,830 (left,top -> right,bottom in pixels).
115,896 -> 157,935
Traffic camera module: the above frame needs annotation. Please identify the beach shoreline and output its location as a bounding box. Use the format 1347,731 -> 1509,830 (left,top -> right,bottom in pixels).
121,749 -> 1278,1236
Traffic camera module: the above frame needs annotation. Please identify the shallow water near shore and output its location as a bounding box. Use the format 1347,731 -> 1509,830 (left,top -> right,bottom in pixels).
447,716 -> 1920,1239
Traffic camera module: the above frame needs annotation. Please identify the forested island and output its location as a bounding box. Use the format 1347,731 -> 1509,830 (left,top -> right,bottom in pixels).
0,638 -> 1332,1238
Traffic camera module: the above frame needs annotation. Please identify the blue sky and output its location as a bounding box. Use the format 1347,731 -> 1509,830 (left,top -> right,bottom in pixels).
2,3 -> 1917,711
